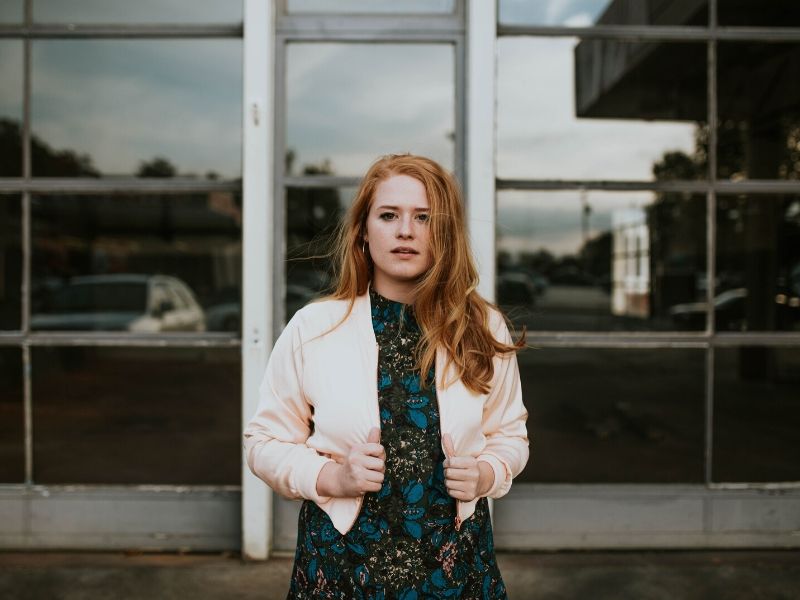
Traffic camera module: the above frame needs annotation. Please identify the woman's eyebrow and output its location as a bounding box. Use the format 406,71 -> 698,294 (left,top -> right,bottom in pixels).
375,205 -> 430,211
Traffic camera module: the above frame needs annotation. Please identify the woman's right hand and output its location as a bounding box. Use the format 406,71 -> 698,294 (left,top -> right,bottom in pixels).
316,427 -> 385,498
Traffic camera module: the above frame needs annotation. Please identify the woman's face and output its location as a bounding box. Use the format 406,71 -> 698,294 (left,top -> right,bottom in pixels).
364,174 -> 433,296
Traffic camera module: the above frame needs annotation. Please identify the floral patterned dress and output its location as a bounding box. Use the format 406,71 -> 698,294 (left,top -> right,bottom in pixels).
287,287 -> 507,599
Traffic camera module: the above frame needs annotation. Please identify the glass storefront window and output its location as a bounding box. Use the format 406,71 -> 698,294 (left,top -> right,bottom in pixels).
0,41 -> 23,178
497,38 -> 707,181
31,40 -> 242,179
713,346 -> 800,482
31,193 -> 242,334
716,195 -> 800,332
287,0 -> 454,14
286,186 -> 356,320
0,195 -> 22,330
719,0 -> 800,28
32,346 -> 241,484
517,347 -> 705,483
717,43 -> 800,180
0,348 -> 24,483
0,1 -> 23,23
499,0 -> 707,27
286,43 -> 455,178
33,0 -> 242,24
497,191 -> 707,332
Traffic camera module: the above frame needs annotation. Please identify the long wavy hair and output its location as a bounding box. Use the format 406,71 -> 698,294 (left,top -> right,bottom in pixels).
318,153 -> 526,395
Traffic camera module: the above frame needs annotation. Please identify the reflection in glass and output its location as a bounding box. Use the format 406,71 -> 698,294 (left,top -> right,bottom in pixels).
286,187 -> 356,320
499,0 -> 707,27
31,40 -> 242,178
719,0 -> 800,27
713,346 -> 800,482
288,0 -> 454,13
718,43 -> 800,180
497,191 -> 706,331
0,348 -> 24,483
0,195 -> 22,330
517,348 -> 705,483
32,347 -> 240,484
34,0 -> 242,24
0,41 -> 24,177
0,1 -> 23,23
31,193 -> 242,333
715,195 -> 800,332
497,38 -> 706,180
286,43 -> 454,177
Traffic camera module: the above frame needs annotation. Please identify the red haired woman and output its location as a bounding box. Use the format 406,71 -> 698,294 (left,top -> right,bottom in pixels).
244,154 -> 529,599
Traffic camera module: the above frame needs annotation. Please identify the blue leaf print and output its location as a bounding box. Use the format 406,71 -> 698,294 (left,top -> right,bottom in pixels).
403,481 -> 423,503
307,558 -> 317,581
408,408 -> 428,428
379,371 -> 392,390
347,541 -> 366,555
399,589 -> 418,600
401,373 -> 421,393
354,564 -> 370,586
431,568 -> 447,588
404,519 -> 422,539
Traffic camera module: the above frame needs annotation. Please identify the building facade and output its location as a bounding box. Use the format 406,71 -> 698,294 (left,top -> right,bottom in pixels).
1,0 -> 798,558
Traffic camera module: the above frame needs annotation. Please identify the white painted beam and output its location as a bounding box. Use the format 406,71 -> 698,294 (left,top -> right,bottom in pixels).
241,0 -> 274,561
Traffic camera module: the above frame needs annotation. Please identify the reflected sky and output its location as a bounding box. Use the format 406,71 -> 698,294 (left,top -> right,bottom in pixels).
498,190 -> 655,257
497,37 -> 700,180
33,0 -> 242,23
0,1 -> 23,23
287,43 -> 454,177
0,41 -> 23,120
500,0 -> 612,26
288,0 -> 454,13
31,40 -> 242,178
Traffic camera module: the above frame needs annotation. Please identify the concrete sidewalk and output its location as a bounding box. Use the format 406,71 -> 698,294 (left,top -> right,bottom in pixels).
1,550 -> 799,599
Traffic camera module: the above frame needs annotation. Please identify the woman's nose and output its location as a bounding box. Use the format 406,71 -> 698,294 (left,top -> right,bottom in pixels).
397,215 -> 413,237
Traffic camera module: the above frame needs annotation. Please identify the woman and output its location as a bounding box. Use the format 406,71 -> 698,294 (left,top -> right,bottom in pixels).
244,154 -> 529,599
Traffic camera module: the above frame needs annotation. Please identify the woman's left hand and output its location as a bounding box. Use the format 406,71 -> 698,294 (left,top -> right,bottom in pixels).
442,433 -> 494,502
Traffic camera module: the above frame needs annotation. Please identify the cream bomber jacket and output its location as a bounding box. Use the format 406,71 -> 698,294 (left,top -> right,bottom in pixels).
243,283 -> 529,535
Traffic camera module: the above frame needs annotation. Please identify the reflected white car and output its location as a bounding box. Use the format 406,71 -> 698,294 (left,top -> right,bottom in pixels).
31,274 -> 206,332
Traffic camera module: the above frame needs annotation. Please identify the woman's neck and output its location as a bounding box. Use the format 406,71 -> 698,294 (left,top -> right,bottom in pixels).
371,278 -> 415,305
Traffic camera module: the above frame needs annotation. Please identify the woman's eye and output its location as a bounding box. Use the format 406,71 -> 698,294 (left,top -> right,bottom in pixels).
417,213 -> 430,223
379,212 -> 396,220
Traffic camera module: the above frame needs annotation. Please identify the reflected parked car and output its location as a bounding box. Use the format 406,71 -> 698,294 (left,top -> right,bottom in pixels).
497,272 -> 537,306
31,274 -> 206,332
668,288 -> 747,331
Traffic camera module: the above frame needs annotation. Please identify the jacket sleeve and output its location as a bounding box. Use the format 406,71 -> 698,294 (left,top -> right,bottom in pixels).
477,312 -> 530,499
243,312 -> 334,503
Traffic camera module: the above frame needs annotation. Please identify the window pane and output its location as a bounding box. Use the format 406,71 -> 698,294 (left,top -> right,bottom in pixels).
31,193 -> 242,334
718,43 -> 800,180
0,41 -> 23,177
716,195 -> 800,332
286,43 -> 454,178
719,0 -> 800,27
498,38 -> 707,180
713,346 -> 800,482
499,0 -> 707,27
497,191 -> 707,331
0,348 -> 24,483
0,1 -> 23,23
32,347 -> 240,484
34,0 -> 242,24
31,40 -> 242,179
517,348 -> 705,483
287,0 -> 454,14
0,195 -> 22,330
286,186 -> 356,320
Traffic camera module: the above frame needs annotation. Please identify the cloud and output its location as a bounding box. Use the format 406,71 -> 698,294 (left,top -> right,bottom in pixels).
497,37 -> 697,180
